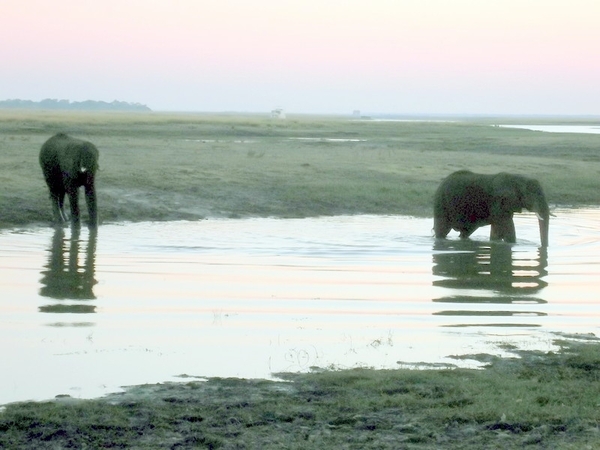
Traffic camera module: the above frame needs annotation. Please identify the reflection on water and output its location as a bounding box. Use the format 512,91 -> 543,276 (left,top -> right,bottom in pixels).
432,240 -> 548,326
39,228 -> 97,300
0,210 -> 599,405
38,229 -> 97,317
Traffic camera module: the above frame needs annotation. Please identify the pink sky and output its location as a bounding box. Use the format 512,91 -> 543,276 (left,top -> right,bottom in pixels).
1,0 -> 599,114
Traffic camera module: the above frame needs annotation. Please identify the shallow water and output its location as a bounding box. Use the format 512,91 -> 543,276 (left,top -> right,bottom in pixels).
499,124 -> 600,134
1,209 -> 599,405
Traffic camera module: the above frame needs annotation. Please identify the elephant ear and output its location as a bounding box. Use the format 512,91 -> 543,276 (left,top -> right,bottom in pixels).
491,178 -> 522,216
522,178 -> 547,212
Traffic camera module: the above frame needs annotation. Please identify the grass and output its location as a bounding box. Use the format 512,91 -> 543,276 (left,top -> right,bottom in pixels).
1,337 -> 599,448
1,111 -> 599,228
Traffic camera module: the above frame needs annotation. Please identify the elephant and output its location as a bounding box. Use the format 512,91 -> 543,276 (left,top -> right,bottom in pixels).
433,170 -> 549,247
39,133 -> 99,228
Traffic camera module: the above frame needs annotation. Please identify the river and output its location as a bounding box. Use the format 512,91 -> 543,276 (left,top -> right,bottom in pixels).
0,209 -> 598,405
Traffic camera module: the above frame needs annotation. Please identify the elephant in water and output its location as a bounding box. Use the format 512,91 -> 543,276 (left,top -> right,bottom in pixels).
39,133 -> 99,228
433,170 -> 549,247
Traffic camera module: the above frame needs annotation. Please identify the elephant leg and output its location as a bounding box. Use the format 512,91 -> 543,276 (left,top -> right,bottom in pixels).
459,229 -> 474,239
67,186 -> 81,227
45,171 -> 68,223
57,193 -> 69,222
49,190 -> 68,223
434,217 -> 452,238
490,217 -> 516,243
50,193 -> 62,222
458,223 -> 479,239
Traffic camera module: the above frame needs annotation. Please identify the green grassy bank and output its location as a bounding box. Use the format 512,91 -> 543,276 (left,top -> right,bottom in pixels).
1,111 -> 599,228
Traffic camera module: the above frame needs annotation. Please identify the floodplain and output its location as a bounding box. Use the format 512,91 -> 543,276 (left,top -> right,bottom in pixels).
1,111 -> 600,448
1,110 -> 599,227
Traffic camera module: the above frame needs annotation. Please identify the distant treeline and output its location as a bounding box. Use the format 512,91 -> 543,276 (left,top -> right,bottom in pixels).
0,99 -> 151,112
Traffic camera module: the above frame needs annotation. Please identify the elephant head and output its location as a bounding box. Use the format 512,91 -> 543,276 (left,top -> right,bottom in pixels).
489,173 -> 549,247
39,133 -> 99,228
434,170 -> 549,247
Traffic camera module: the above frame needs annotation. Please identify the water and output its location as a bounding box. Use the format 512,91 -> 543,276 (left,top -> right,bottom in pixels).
498,124 -> 600,134
1,210 -> 599,405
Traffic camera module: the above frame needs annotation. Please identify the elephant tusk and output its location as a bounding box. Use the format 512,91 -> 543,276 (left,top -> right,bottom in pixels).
536,212 -> 555,220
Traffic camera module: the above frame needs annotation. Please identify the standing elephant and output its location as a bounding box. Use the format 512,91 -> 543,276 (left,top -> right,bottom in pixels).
39,133 -> 99,228
433,170 -> 549,246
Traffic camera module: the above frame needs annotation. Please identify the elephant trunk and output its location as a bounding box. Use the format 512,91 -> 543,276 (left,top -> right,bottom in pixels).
535,206 -> 549,247
538,215 -> 549,247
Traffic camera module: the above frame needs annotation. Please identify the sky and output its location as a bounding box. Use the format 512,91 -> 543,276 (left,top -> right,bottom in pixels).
1,0 -> 599,115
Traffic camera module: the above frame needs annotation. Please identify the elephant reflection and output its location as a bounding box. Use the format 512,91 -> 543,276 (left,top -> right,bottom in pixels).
39,228 -> 97,306
434,171 -> 549,247
432,240 -> 548,322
